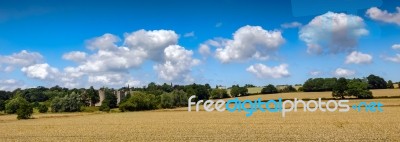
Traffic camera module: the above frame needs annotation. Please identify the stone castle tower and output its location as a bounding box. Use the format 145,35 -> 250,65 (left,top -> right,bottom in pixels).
95,86 -> 131,107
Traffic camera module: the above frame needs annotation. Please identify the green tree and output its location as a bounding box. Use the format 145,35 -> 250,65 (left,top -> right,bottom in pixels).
87,86 -> 99,106
38,104 -> 48,113
230,85 -> 240,97
160,92 -> 174,108
119,92 -> 158,112
261,84 -> 278,94
211,88 -> 229,99
5,96 -> 33,119
51,92 -> 83,112
367,74 -> 387,89
346,79 -> 373,99
332,77 -> 348,99
387,80 -> 394,89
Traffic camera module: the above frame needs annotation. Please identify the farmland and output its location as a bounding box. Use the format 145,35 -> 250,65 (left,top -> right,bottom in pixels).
0,89 -> 399,141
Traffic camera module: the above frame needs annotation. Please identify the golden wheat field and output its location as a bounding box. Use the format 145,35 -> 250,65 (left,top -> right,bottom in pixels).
0,89 -> 399,141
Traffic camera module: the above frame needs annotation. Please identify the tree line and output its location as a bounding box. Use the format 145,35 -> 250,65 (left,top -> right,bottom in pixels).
0,74 -> 397,119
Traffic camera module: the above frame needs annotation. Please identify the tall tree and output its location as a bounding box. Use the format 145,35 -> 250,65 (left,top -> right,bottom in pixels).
87,86 -> 99,106
332,77 -> 348,99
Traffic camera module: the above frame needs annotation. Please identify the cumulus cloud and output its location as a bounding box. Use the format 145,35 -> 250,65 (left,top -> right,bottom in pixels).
154,45 -> 200,83
366,7 -> 400,25
214,25 -> 285,63
21,63 -> 59,80
392,44 -> 400,50
281,21 -> 302,28
334,68 -> 355,77
299,12 -> 368,54
55,29 -> 198,87
0,79 -> 26,91
198,44 -> 211,57
345,51 -> 372,64
0,50 -> 43,71
62,51 -> 87,62
246,63 -> 290,79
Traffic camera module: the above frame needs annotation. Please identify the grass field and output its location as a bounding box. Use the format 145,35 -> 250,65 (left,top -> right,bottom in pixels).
0,89 -> 399,141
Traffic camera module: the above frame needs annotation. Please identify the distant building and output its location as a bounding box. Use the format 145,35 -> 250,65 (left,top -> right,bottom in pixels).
95,87 -> 131,107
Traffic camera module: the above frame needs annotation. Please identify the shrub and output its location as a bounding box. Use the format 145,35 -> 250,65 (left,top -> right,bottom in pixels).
5,97 -> 27,114
5,97 -> 33,119
99,100 -> 111,112
161,93 -> 174,108
119,92 -> 158,112
16,102 -> 33,120
261,84 -> 278,94
211,88 -> 229,99
38,104 -> 48,113
51,92 -> 83,112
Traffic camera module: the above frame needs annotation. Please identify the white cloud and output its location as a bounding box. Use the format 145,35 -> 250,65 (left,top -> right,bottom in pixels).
246,63 -> 290,79
383,54 -> 400,63
345,51 -> 372,64
281,21 -> 302,28
154,45 -> 200,83
86,33 -> 120,51
215,25 -> 285,63
62,51 -> 87,62
184,31 -> 195,37
0,50 -> 43,71
198,44 -> 211,57
299,12 -> 368,54
21,63 -> 59,80
124,29 -> 178,62
366,7 -> 400,25
392,44 -> 400,50
334,68 -> 355,77
0,79 -> 26,91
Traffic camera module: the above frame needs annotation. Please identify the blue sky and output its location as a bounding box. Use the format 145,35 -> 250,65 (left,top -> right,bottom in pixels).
0,0 -> 400,90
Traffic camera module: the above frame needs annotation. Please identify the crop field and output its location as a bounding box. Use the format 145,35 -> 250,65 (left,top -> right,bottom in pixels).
0,89 -> 399,141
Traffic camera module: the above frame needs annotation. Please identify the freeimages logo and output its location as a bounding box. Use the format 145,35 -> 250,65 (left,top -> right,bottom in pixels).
188,95 -> 383,117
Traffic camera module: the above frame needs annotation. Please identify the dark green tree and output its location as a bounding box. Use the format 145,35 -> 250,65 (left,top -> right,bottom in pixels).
87,86 -> 99,106
367,74 -> 387,89
387,80 -> 394,89
332,77 -> 348,99
261,84 -> 278,94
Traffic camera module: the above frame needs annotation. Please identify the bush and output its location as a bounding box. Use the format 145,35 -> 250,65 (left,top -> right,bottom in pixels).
261,84 -> 278,94
5,97 -> 27,114
161,93 -> 174,108
38,104 -> 48,113
119,92 -> 158,112
5,97 -> 33,119
99,100 -> 111,112
51,92 -> 83,112
17,102 -> 33,120
278,85 -> 297,93
211,88 -> 229,99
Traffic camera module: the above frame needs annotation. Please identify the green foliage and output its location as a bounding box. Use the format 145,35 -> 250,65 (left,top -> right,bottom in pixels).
367,74 -> 387,89
261,84 -> 278,94
332,77 -> 348,99
160,92 -> 174,108
16,100 -> 33,120
5,96 -> 27,114
184,83 -> 210,100
103,89 -> 117,109
346,79 -> 373,99
38,104 -> 48,113
4,96 -> 32,119
303,78 -> 337,92
51,92 -> 83,112
80,106 -> 99,112
20,86 -> 49,103
387,80 -> 394,89
119,92 -> 158,112
278,85 -> 297,93
210,88 -> 229,99
0,91 -> 12,111
230,85 -> 247,97
87,86 -> 99,106
99,100 -> 111,112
